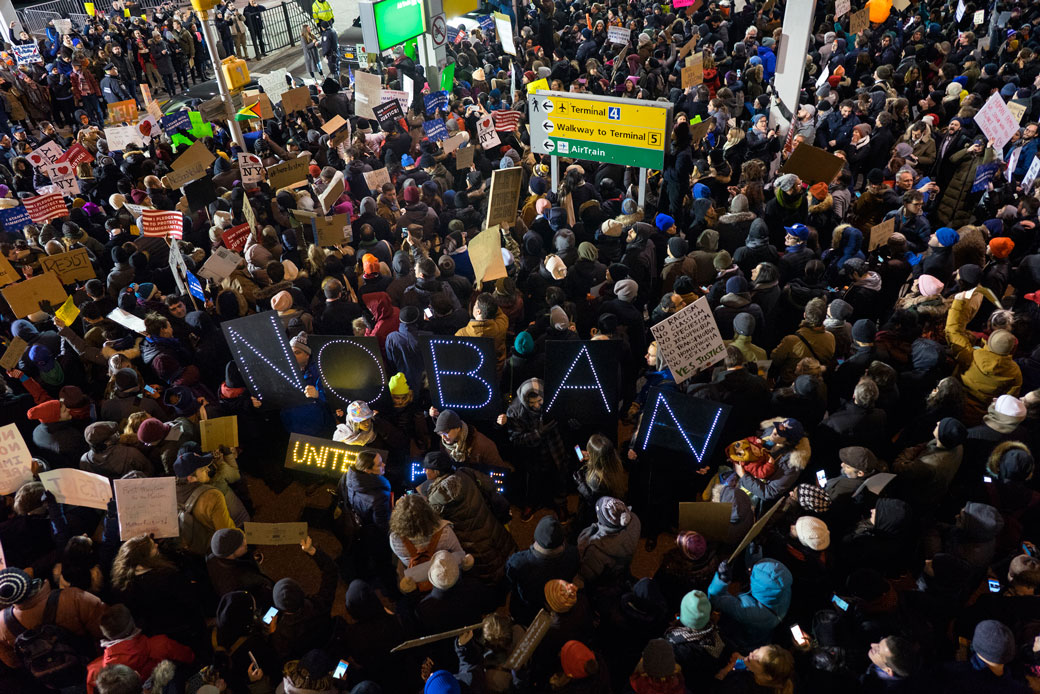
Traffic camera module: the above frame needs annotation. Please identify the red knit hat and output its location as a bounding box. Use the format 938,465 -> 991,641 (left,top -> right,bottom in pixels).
989,237 -> 1014,259
560,641 -> 596,679
362,253 -> 380,275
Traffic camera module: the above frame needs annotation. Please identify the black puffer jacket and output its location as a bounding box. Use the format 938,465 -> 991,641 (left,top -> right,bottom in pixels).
427,467 -> 516,583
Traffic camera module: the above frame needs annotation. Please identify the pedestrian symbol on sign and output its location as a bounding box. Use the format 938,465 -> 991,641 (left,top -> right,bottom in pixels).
608,107 -> 620,120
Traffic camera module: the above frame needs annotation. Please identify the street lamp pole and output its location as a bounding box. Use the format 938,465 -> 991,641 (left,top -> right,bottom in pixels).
197,8 -> 247,151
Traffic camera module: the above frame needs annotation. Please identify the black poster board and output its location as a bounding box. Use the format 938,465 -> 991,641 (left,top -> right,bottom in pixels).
635,387 -> 730,465
543,340 -> 620,430
221,311 -> 309,408
421,336 -> 499,420
308,335 -> 388,408
184,177 -> 218,213
284,432 -> 388,478
373,99 -> 404,131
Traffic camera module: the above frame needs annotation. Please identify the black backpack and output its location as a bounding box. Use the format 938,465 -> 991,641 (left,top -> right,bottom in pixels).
2,589 -> 87,689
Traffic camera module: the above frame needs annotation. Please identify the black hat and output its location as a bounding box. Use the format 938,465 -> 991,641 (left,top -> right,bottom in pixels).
851,319 -> 876,343
668,237 -> 689,258
867,168 -> 884,185
534,515 -> 564,550
434,409 -> 462,434
273,577 -> 305,612
840,446 -> 878,473
423,450 -> 455,473
399,305 -> 420,324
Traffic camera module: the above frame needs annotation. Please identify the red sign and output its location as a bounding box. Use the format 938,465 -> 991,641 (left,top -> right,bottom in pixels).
140,209 -> 184,239
221,224 -> 251,252
56,143 -> 95,168
22,193 -> 69,223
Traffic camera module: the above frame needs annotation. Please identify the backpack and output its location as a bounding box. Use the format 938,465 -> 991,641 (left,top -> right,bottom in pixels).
399,525 -> 447,592
2,590 -> 87,689
333,492 -> 363,552
179,484 -> 217,555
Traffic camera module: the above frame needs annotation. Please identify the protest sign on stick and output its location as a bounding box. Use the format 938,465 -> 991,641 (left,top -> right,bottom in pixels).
0,424 -> 34,495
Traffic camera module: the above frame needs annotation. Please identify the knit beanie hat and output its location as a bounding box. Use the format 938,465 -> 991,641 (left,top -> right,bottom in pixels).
362,253 -> 380,275
290,331 -> 311,355
654,213 -> 675,232
544,579 -> 578,613
425,671 -> 461,694
852,319 -> 877,343
827,298 -> 853,321
936,417 -> 968,448
135,282 -> 158,301
733,312 -> 756,336
100,604 -> 136,640
676,531 -> 707,561
596,496 -> 632,529
273,577 -> 305,612
679,590 -> 711,629
0,568 -> 38,606
389,372 -> 411,396
428,550 -> 460,590
641,639 -> 676,678
972,620 -> 1016,664
935,227 -> 959,247
514,331 -> 535,356
917,274 -> 944,297
987,329 -> 1016,356
614,279 -> 638,302
534,515 -> 564,550
271,290 -> 292,312
989,237 -> 1014,259
577,241 -> 598,261
560,641 -> 597,679
137,417 -> 170,445
794,516 -> 831,550
668,237 -> 689,258
210,528 -> 246,558
713,250 -> 733,270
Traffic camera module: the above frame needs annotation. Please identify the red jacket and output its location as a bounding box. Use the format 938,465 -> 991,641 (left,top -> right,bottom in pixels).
86,633 -> 193,694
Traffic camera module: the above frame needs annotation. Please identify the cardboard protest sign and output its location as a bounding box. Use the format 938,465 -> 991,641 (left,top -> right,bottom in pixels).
172,140 -> 216,172
39,468 -> 112,510
779,143 -> 845,184
1008,99 -> 1028,125
868,217 -> 896,251
319,174 -> 345,214
678,35 -> 697,60
107,99 -> 138,124
0,424 -> 34,495
223,311 -> 310,408
285,433 -> 388,476
544,340 -> 620,431
354,70 -> 381,119
678,502 -> 734,542
728,496 -> 785,563
140,209 -> 184,239
22,193 -> 69,224
2,272 -> 67,318
421,337 -> 500,420
198,97 -> 225,122
198,247 -> 241,283
321,115 -> 347,135
40,248 -> 95,284
268,156 -> 311,190
244,522 -> 308,545
163,160 -> 208,189
688,117 -> 714,144
221,224 -> 251,252
0,254 -> 21,286
468,226 -> 509,284
114,476 -> 178,539
835,0 -> 851,17
281,86 -> 311,114
0,337 -> 28,371
0,206 -> 31,237
975,92 -> 1019,151
313,214 -> 349,246
455,145 -> 475,170
305,336 -> 388,407
849,6 -> 870,34
650,297 -> 726,383
107,308 -> 147,333
442,133 -> 466,154
682,52 -> 703,87
363,168 -> 391,192
200,415 -> 239,452
484,166 -> 524,229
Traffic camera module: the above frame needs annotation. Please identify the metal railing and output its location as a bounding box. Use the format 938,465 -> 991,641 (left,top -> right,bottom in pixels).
242,1 -> 311,55
16,0 -> 171,35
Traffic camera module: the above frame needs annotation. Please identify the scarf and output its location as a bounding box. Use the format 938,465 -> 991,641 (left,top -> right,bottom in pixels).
774,187 -> 802,209
983,407 -> 1023,434
334,422 -> 376,445
785,242 -> 805,253
219,383 -> 245,400
666,625 -> 725,658
39,362 -> 64,387
823,316 -> 846,330
100,628 -> 142,650
854,271 -> 882,291
443,421 -> 471,462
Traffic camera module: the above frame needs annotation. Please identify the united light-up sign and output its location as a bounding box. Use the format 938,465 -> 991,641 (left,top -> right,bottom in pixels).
284,433 -> 388,477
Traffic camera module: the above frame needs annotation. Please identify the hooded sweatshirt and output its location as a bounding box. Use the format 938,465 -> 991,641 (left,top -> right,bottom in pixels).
708,558 -> 792,651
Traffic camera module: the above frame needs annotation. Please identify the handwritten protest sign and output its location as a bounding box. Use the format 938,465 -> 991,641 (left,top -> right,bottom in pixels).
442,132 -> 466,154
268,156 -> 311,190
484,167 -> 524,229
107,99 -> 138,124
244,522 -> 308,545
107,308 -> 148,334
239,153 -> 265,187
868,217 -> 896,250
354,70 -> 381,119
221,224 -> 251,252
319,174 -> 345,214
55,295 -> 80,326
313,214 -> 349,246
13,44 -> 41,65
0,254 -> 20,286
974,92 -> 1020,151
39,468 -> 112,510
113,476 -> 178,539
649,296 -> 726,384
198,247 -> 241,282
455,145 -> 475,170
281,86 -> 311,114
172,140 -> 216,172
0,337 -> 28,371
363,168 -> 391,192
607,26 -> 630,44
2,272 -> 67,317
849,7 -> 870,34
40,248 -> 95,284
0,424 -> 34,495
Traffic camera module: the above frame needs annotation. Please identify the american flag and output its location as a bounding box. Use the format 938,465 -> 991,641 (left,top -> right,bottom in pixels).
140,209 -> 184,240
492,110 -> 522,132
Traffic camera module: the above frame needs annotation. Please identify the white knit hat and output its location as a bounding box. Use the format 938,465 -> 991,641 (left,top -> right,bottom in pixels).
428,550 -> 460,590
794,516 -> 830,551
993,394 -> 1026,419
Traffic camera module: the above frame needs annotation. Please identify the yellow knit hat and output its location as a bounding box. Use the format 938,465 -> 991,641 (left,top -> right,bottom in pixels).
389,373 -> 410,396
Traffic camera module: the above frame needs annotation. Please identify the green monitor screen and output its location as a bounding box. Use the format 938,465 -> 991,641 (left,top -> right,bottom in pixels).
373,0 -> 427,52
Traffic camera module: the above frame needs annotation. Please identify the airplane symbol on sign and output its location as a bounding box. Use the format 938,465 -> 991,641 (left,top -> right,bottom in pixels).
608,107 -> 620,120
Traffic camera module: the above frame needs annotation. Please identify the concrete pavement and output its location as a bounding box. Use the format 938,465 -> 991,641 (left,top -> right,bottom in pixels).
245,0 -> 360,82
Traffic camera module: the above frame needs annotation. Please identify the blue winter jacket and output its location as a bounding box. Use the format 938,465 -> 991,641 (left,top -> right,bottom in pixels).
708,558 -> 793,651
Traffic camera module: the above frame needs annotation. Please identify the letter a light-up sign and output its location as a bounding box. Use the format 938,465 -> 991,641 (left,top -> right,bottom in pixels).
637,387 -> 730,464
544,341 -> 619,427
421,337 -> 499,420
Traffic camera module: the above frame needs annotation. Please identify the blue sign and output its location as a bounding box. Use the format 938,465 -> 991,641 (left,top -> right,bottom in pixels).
608,106 -> 620,120
478,15 -> 494,33
423,90 -> 449,115
447,26 -> 462,43
186,270 -> 205,301
0,205 -> 31,233
423,118 -> 448,142
971,162 -> 998,193
161,110 -> 192,132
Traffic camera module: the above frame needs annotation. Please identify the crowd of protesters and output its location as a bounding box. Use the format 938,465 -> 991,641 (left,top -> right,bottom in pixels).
2,0 -> 1040,692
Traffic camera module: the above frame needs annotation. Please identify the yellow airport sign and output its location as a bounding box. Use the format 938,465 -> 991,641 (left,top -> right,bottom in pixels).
543,116 -> 666,149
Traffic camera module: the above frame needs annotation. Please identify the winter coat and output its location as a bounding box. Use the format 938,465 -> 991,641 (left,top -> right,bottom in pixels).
708,559 -> 792,652
936,146 -> 995,228
399,202 -> 438,240
737,429 -> 810,503
770,325 -> 836,385
505,542 -> 581,624
206,553 -> 275,610
85,632 -> 194,694
363,292 -> 401,354
455,304 -> 510,372
427,468 -> 516,582
893,439 -> 963,508
946,297 -> 1022,423
0,583 -> 105,668
341,468 -> 391,533
80,440 -> 153,479
576,511 -> 641,587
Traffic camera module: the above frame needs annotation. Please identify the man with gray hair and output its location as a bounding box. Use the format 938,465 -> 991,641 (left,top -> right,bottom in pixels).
818,377 -> 888,459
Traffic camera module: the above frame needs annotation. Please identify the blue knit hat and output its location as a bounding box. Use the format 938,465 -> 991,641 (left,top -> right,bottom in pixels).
134,282 -> 158,300
654,213 -> 675,232
935,227 -> 958,247
679,590 -> 711,629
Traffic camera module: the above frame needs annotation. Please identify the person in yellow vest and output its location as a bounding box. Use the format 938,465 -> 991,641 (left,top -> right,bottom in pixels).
311,0 -> 334,25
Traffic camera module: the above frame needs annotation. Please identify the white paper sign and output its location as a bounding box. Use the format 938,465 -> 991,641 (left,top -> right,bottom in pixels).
114,476 -> 178,540
39,468 -> 113,510
835,0 -> 850,18
815,65 -> 830,89
28,141 -> 63,170
107,308 -> 148,334
607,26 -> 631,45
380,89 -> 410,113
955,0 -> 966,21
494,12 -> 515,56
1023,156 -> 1040,193
477,115 -> 501,149
354,70 -> 381,120
0,424 -> 34,495
44,163 -> 80,196
239,153 -> 265,186
104,125 -> 145,152
198,247 -> 242,282
974,92 -> 1020,152
257,71 -> 291,107
972,9 -> 984,25
649,296 -> 726,384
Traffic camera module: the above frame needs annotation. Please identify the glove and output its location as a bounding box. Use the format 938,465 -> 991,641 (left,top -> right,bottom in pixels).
399,576 -> 417,593
717,559 -> 732,584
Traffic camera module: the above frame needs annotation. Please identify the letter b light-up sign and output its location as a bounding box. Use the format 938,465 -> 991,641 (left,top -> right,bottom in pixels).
421,337 -> 499,420
637,387 -> 730,465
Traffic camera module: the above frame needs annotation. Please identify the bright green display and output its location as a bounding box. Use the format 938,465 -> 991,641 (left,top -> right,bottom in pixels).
373,0 -> 426,51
